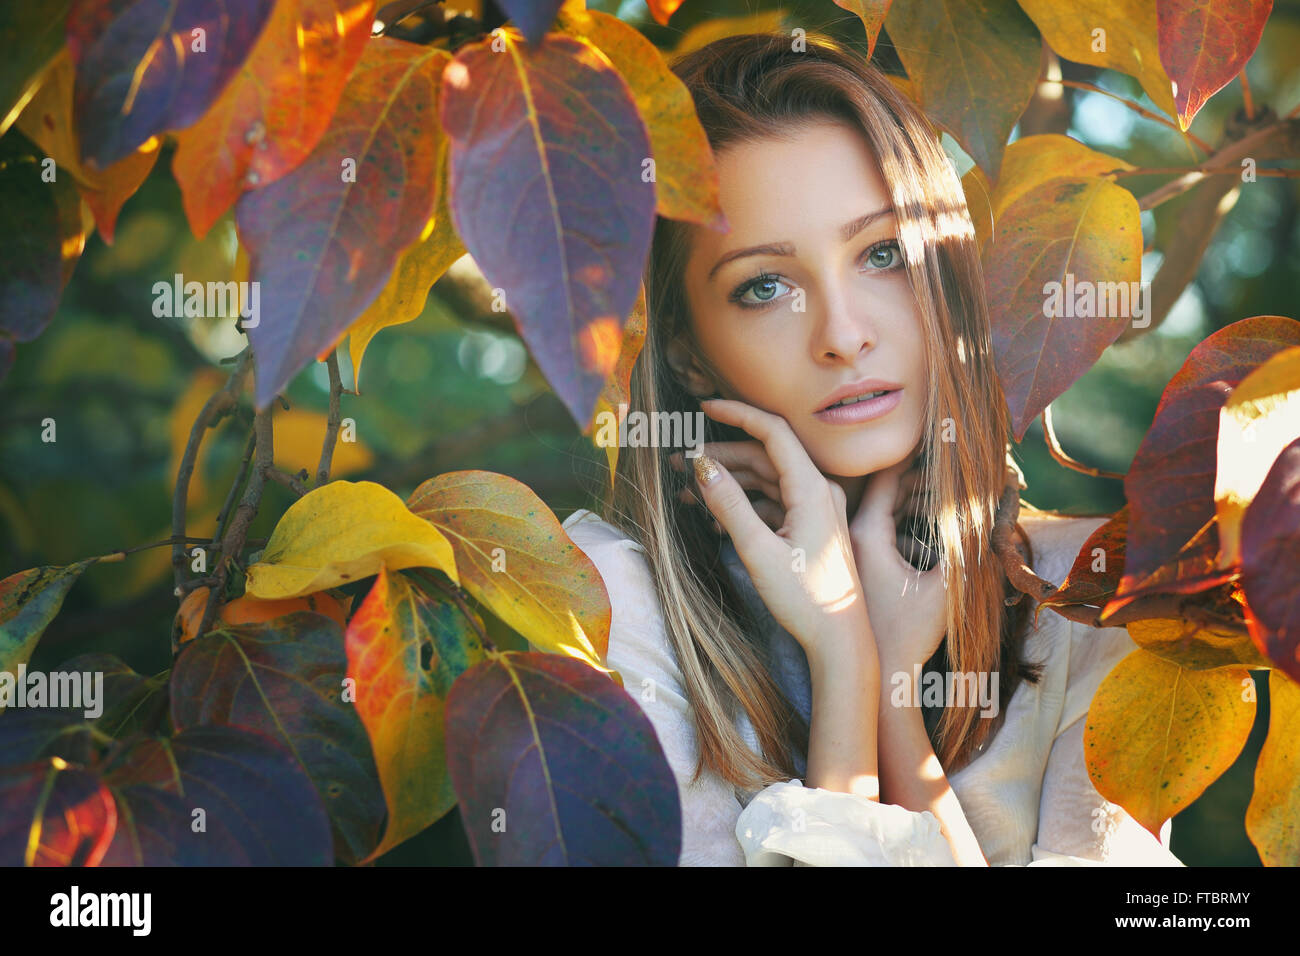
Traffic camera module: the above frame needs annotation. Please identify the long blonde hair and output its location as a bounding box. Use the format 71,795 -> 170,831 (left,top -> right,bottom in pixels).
588,31 -> 1040,791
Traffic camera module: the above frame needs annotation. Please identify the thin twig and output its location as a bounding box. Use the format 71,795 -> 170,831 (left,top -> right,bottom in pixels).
1240,69 -> 1255,121
1041,405 -> 1126,480
172,350 -> 252,591
317,349 -> 344,488
1135,114 -> 1300,211
187,406 -> 274,653
1042,78 -> 1213,153
1114,165 -> 1297,179
213,427 -> 258,548
267,466 -> 309,497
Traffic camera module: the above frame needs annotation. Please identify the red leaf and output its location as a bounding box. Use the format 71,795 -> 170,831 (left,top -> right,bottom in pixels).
1109,316 -> 1300,615
1157,0 -> 1273,131
1240,437 -> 1300,682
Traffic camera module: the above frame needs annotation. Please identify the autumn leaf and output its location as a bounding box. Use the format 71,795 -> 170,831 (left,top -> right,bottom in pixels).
1157,0 -> 1273,131
645,0 -> 686,26
172,0 -> 376,238
985,176 -> 1141,439
1126,617 -> 1269,671
0,0 -> 71,138
588,284 -> 647,487
65,0 -> 276,169
833,0 -> 893,59
346,136 -> 465,389
172,612 -> 385,865
15,49 -> 158,244
1247,670 -> 1300,866
237,37 -> 448,410
345,566 -> 486,861
0,133 -> 88,362
496,0 -> 567,45
1019,0 -> 1178,121
1085,650 -> 1255,836
885,0 -> 1041,179
1111,316 -> 1300,615
406,470 -> 612,672
0,561 -> 94,678
445,651 -> 681,864
439,27 -> 656,430
555,6 -> 725,229
1213,346 -> 1300,569
244,479 -> 459,599
1240,436 -> 1300,682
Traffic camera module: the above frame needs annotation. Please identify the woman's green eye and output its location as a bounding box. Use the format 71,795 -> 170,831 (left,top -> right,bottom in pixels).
865,241 -> 901,269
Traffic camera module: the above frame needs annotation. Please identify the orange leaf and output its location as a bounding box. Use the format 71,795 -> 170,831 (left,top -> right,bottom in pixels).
172,0 -> 376,238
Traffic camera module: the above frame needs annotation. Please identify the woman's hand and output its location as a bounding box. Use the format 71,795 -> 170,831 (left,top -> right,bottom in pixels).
682,398 -> 873,665
846,459 -> 948,677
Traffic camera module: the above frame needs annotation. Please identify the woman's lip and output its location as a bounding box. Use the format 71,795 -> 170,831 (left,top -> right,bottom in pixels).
814,388 -> 902,424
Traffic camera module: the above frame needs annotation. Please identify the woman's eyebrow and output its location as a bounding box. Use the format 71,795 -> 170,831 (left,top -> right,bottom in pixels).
706,205 -> 896,282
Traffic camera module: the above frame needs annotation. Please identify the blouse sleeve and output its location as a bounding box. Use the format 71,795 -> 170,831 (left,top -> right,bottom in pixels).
1026,617 -> 1184,866
559,511 -> 958,867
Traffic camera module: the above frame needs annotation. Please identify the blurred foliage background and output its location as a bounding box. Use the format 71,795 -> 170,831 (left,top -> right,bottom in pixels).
2,0 -> 1297,865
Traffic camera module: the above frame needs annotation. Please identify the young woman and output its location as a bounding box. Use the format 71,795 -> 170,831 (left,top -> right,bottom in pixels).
559,31 -> 1182,866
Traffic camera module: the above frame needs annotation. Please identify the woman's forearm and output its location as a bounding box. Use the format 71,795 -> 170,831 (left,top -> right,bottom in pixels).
803,612 -> 881,799
875,685 -> 987,865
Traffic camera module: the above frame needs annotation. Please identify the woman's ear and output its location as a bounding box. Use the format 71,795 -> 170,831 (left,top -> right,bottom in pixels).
665,331 -> 720,400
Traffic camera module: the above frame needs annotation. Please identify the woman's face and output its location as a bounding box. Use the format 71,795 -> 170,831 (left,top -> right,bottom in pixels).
672,118 -> 927,484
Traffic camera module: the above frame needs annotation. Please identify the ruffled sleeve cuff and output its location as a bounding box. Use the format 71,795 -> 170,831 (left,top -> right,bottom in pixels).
734,779 -> 958,867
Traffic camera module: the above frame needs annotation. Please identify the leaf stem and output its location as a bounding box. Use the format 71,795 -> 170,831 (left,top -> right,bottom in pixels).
1041,405 -> 1126,480
316,349 -> 344,488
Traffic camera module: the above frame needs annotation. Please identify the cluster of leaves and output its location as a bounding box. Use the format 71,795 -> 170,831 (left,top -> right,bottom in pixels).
0,0 -> 1297,864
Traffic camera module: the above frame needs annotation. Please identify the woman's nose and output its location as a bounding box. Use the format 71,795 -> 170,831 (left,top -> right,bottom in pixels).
812,281 -> 877,360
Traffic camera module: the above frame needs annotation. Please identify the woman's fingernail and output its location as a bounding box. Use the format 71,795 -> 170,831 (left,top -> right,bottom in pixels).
694,453 -> 720,486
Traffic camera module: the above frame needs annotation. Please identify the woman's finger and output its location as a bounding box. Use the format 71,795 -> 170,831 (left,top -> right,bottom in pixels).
692,453 -> 773,552
670,443 -> 779,484
698,399 -> 822,506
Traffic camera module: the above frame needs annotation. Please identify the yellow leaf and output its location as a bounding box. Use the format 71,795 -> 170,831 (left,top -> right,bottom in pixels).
1084,649 -> 1255,836
1247,670 -> 1300,866
556,7 -> 724,229
246,480 -> 459,599
346,92 -> 465,390
1215,346 -> 1300,568
1018,0 -> 1178,121
588,284 -> 647,488
407,470 -> 614,676
1127,617 -> 1270,671
961,165 -> 993,255
990,134 -> 1134,224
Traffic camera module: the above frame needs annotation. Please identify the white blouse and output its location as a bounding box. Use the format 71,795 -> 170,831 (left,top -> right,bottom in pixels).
548,507 -> 1184,867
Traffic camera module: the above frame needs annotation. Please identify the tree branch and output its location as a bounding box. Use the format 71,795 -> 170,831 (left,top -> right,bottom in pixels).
172,350 -> 251,592
185,405 -> 274,653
